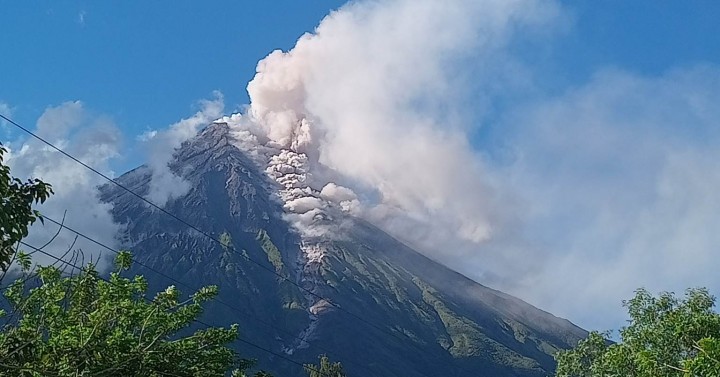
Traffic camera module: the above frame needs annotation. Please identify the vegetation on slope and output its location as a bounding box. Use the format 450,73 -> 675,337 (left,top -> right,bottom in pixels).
257,229 -> 305,311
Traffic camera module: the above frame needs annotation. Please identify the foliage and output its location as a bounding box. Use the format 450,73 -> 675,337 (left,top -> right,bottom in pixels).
304,354 -> 346,377
0,148 -> 274,376
0,251 -> 269,377
555,288 -> 720,377
0,144 -> 53,272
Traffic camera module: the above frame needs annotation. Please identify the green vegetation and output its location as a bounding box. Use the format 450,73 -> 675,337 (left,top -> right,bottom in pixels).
0,144 -> 52,272
304,354 -> 347,377
555,288 -> 720,377
256,230 -> 285,275
0,252 -> 266,376
256,230 -> 304,312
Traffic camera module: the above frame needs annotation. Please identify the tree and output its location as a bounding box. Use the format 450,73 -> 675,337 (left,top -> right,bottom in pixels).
555,288 -> 720,377
0,143 -> 52,272
0,250 -> 269,376
304,354 -> 347,377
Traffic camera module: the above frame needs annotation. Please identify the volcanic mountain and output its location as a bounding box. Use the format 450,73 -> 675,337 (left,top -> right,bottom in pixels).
100,122 -> 586,377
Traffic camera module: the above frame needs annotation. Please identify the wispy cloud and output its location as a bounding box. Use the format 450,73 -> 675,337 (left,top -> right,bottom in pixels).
77,10 -> 87,26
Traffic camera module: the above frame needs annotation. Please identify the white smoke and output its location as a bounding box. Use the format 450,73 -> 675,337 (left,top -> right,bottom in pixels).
141,92 -> 224,207
6,101 -> 123,270
221,0 -> 561,249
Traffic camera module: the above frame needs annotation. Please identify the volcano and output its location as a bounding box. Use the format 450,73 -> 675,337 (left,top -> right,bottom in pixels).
100,122 -> 585,377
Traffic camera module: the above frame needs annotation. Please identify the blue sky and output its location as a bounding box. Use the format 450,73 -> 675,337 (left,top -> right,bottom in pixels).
549,1 -> 720,79
2,1 -> 720,331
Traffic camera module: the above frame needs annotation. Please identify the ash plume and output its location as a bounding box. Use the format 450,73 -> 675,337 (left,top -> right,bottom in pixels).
220,0 -> 560,248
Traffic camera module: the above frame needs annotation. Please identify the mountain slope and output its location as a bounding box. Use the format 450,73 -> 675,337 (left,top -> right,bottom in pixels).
100,123 -> 586,377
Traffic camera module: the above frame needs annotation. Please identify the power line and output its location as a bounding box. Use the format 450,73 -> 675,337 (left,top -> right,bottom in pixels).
11,240 -> 338,377
1,113 -> 462,376
37,214 -> 380,377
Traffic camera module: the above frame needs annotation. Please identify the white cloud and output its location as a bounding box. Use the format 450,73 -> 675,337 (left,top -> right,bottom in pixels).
234,0 -> 563,248
142,92 -> 224,207
6,101 -> 124,270
489,66 -> 720,330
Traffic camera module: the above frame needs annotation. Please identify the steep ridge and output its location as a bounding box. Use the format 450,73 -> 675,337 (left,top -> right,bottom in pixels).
100,123 -> 586,377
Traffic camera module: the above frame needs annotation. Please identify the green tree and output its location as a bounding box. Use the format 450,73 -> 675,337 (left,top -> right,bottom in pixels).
0,251 -> 267,376
555,288 -> 720,377
304,354 -> 346,377
0,144 -> 52,272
